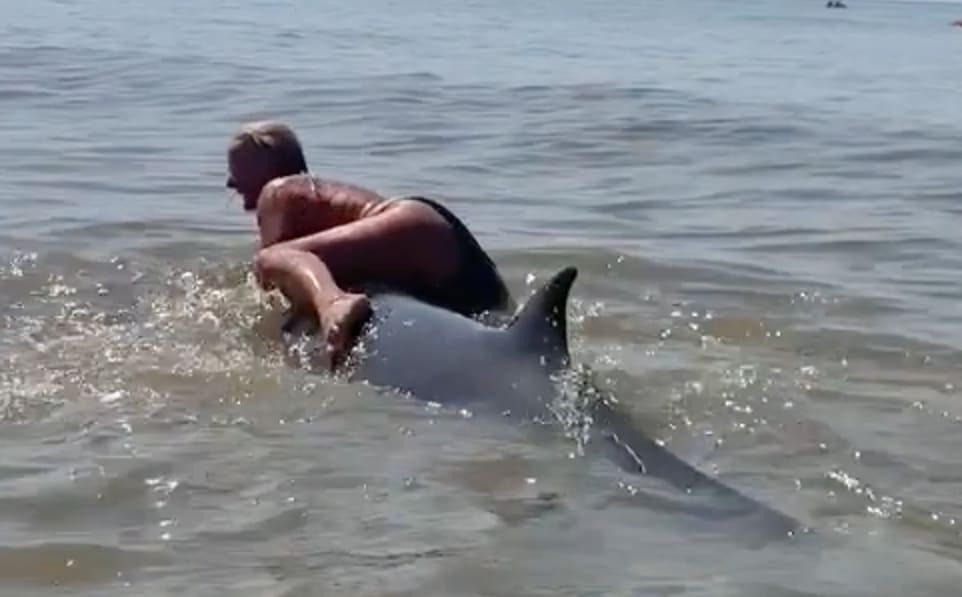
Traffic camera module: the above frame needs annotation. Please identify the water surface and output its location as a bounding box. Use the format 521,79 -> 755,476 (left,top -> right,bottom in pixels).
2,0 -> 962,594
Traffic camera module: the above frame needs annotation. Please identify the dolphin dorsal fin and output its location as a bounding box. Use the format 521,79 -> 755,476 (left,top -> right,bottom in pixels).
507,266 -> 578,367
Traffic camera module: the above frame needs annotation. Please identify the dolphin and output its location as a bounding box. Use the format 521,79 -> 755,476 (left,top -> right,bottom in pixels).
292,266 -> 800,538
346,268 -> 579,421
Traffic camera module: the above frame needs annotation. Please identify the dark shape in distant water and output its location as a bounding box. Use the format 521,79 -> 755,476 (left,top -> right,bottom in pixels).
826,0 -> 848,8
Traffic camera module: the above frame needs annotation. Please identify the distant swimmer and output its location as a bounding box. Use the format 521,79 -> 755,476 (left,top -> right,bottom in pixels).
953,19 -> 962,27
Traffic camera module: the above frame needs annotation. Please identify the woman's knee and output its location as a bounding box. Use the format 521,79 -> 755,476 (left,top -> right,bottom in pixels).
253,246 -> 297,288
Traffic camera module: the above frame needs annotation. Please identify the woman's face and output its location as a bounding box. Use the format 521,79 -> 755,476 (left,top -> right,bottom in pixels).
226,144 -> 275,212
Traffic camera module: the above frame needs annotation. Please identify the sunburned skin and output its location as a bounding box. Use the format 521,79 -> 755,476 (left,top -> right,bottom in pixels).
225,121 -> 510,367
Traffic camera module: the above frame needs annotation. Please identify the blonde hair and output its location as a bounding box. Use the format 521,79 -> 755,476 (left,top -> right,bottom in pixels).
229,120 -> 308,176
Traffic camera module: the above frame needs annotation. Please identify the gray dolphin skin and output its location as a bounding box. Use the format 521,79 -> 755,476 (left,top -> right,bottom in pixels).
350,267 -> 579,420
335,267 -> 800,538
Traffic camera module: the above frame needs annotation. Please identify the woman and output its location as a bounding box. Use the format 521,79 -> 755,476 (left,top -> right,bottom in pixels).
226,121 -> 514,363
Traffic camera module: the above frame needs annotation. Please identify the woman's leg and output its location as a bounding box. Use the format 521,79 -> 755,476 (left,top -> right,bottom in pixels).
252,194 -> 462,362
254,246 -> 371,363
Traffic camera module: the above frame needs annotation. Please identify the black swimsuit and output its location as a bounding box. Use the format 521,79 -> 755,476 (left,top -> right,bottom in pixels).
403,196 -> 514,318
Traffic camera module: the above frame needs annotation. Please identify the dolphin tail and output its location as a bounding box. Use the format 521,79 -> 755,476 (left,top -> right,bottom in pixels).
507,266 -> 578,366
591,398 -> 801,535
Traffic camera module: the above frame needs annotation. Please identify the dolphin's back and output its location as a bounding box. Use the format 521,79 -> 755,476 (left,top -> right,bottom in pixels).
351,268 -> 579,416
351,293 -> 554,416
